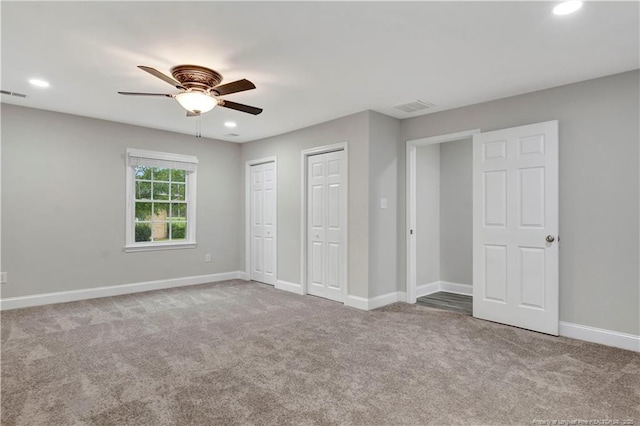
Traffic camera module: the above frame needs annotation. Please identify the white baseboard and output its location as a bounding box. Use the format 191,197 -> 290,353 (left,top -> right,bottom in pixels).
416,281 -> 440,298
439,281 -> 472,296
275,280 -> 304,295
416,280 -> 473,298
0,271 -> 247,311
559,322 -> 639,352
345,294 -> 369,310
369,291 -> 407,310
345,291 -> 406,311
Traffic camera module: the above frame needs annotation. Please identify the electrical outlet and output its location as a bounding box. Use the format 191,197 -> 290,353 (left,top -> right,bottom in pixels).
0,272 -> 7,284
205,254 -> 211,263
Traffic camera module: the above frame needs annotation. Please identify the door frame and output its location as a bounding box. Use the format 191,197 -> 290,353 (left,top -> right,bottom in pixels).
245,156 -> 278,282
300,142 -> 349,300
405,129 -> 481,303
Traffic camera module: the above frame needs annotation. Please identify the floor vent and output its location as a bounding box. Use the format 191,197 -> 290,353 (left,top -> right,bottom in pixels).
0,89 -> 27,98
393,100 -> 434,113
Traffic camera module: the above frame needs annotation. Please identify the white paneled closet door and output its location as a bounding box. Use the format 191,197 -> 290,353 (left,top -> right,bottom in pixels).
250,162 -> 276,285
307,150 -> 346,302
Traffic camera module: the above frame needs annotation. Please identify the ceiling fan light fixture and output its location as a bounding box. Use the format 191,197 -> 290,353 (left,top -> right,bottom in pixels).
175,91 -> 217,114
119,65 -> 262,116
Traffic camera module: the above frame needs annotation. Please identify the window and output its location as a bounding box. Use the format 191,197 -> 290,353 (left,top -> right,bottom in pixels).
125,148 -> 198,251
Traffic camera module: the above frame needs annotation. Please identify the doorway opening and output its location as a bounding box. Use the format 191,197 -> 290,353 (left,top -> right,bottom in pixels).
413,137 -> 474,315
406,129 -> 480,307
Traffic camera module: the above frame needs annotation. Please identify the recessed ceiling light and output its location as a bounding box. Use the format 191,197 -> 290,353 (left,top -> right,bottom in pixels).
224,121 -> 237,128
29,79 -> 50,88
553,1 -> 582,16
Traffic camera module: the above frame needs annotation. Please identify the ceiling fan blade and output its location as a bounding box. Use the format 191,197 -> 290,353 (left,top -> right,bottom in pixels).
219,100 -> 263,115
186,111 -> 201,117
138,66 -> 186,90
212,79 -> 256,96
118,92 -> 174,97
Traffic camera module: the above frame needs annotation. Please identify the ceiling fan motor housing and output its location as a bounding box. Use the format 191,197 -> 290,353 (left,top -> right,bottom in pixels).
171,65 -> 223,93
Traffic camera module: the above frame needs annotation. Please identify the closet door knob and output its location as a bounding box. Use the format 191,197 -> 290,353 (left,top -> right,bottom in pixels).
546,235 -> 555,243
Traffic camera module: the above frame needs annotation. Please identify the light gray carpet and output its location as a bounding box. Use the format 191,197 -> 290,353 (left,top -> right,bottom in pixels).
2,280 -> 639,425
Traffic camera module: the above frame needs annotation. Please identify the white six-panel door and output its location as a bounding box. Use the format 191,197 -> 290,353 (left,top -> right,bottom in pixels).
473,121 -> 559,335
307,150 -> 346,302
250,162 -> 276,285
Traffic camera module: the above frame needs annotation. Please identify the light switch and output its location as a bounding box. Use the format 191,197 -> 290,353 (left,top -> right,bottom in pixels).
380,198 -> 388,209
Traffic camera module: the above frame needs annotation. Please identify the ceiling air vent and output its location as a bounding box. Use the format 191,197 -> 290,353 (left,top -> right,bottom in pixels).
393,100 -> 434,113
0,90 -> 27,98
225,133 -> 240,137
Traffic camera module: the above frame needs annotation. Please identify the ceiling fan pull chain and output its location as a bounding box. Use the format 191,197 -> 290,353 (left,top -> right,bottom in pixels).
196,118 -> 202,138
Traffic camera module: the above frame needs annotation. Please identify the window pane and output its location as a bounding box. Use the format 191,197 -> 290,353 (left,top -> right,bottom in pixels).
129,155 -> 195,245
153,182 -> 169,200
136,181 -> 151,200
134,223 -> 152,242
171,203 -> 186,219
153,202 -> 169,219
171,183 -> 186,201
152,222 -> 170,241
135,202 -> 152,221
171,222 -> 187,240
153,167 -> 170,181
171,169 -> 186,183
135,166 -> 152,180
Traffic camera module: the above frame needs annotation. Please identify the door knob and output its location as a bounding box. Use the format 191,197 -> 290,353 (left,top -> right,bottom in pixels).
546,235 -> 555,243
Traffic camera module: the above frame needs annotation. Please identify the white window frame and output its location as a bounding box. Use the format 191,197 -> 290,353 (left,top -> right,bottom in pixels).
124,148 -> 198,252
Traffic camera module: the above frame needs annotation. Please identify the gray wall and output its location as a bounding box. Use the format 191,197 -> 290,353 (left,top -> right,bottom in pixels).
1,105 -> 243,298
398,70 -> 640,335
240,111 -> 371,298
368,111 -> 400,298
416,144 -> 440,286
439,139 -> 472,285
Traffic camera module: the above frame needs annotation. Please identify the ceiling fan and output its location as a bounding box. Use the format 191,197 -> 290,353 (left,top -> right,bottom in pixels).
118,65 -> 263,117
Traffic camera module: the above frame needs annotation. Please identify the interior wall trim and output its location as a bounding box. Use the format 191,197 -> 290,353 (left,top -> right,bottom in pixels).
559,321 -> 640,352
344,294 -> 369,310
275,280 -> 304,295
0,271 -> 247,311
344,291 -> 406,311
417,281 -> 473,297
416,281 -> 440,298
438,281 -> 473,295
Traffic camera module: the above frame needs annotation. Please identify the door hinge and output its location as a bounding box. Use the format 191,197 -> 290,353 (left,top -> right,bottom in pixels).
410,229 -> 414,235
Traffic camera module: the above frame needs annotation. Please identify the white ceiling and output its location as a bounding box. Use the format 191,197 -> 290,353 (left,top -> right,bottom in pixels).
2,1 -> 638,143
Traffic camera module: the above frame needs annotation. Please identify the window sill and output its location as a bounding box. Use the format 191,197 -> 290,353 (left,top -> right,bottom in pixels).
124,242 -> 197,253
